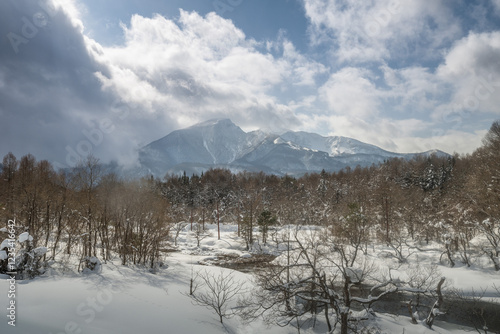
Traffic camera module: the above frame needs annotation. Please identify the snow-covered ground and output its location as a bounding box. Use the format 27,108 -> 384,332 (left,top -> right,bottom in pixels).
0,223 -> 498,334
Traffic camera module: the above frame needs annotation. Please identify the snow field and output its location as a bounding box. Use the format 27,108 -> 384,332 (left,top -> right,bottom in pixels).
0,223 -> 497,334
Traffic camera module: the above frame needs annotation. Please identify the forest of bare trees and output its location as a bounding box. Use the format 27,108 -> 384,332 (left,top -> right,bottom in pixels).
0,120 -> 499,280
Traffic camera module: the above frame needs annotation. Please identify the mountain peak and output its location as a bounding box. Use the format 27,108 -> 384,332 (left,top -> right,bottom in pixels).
189,118 -> 235,128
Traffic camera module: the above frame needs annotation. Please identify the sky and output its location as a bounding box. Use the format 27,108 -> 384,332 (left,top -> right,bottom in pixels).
1,0 -> 500,168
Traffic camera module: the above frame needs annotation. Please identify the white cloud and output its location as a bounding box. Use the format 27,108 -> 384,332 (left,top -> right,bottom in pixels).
318,65 -> 447,121
439,31 -> 500,79
92,10 -> 327,137
319,67 -> 384,118
303,7 -> 499,155
395,130 -> 488,155
49,0 -> 85,32
281,39 -> 327,86
303,0 -> 461,64
436,31 -> 500,120
89,7 -> 496,157
380,65 -> 451,115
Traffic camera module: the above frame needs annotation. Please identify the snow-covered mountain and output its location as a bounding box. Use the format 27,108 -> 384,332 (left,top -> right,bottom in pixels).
280,131 -> 394,157
138,119 -> 448,177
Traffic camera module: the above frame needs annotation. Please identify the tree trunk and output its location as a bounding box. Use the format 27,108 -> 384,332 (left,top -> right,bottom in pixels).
217,201 -> 220,240
407,300 -> 418,324
340,313 -> 348,334
341,275 -> 351,334
425,277 -> 445,328
324,303 -> 332,332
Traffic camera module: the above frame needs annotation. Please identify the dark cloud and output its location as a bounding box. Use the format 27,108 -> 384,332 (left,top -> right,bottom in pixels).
0,0 -> 114,167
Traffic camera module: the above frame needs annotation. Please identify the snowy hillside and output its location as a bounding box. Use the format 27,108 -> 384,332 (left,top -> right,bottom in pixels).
138,119 -> 448,177
280,131 -> 393,157
138,119 -> 252,177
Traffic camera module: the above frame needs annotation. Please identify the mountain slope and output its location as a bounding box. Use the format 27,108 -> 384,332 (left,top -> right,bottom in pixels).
138,119 -> 448,177
280,131 -> 397,157
138,119 -> 251,176
233,135 -> 348,175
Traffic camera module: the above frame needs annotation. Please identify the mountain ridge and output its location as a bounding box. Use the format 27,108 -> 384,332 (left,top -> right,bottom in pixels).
137,119 -> 449,177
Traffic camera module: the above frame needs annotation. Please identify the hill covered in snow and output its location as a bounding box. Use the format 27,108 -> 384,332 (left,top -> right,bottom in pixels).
137,119 -> 448,177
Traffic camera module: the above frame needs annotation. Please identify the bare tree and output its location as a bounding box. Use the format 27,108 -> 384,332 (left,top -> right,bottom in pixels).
401,263 -> 444,323
191,223 -> 212,247
257,210 -> 277,245
1,152 -> 19,218
187,269 -> 245,324
172,222 -> 187,247
72,154 -> 102,266
243,226 -> 399,334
